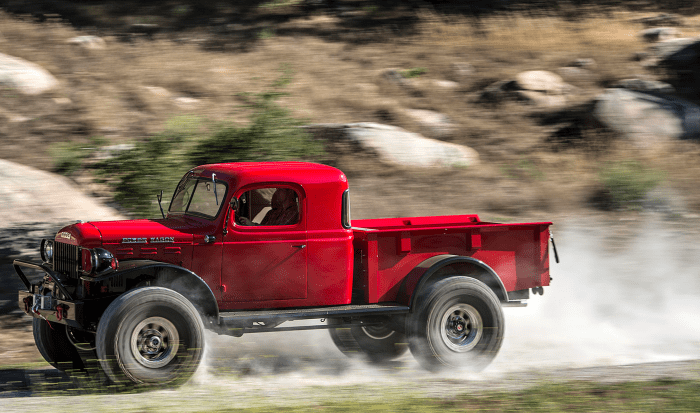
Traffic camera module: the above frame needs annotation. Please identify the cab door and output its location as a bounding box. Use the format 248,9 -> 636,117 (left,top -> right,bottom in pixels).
220,185 -> 307,304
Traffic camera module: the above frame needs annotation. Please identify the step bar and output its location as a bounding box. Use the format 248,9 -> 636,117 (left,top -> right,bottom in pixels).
218,303 -> 410,324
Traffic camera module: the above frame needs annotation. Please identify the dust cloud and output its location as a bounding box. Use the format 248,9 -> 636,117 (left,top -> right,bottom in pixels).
193,216 -> 700,388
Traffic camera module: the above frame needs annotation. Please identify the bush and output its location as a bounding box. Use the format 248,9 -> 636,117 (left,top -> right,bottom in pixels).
598,160 -> 664,210
92,74 -> 324,217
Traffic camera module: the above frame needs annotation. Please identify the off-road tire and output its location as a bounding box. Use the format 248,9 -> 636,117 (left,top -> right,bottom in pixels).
96,287 -> 204,386
33,318 -> 85,372
408,276 -> 504,372
328,318 -> 408,362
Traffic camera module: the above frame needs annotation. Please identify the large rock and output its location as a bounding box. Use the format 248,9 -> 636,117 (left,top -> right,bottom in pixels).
309,123 -> 479,168
649,37 -> 700,95
639,27 -> 679,43
0,53 -> 59,95
613,78 -> 675,94
402,109 -> 456,138
593,88 -> 700,146
480,71 -> 573,107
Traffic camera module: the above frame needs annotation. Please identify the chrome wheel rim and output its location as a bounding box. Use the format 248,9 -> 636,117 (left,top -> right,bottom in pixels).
440,304 -> 482,352
130,317 -> 179,369
361,325 -> 396,340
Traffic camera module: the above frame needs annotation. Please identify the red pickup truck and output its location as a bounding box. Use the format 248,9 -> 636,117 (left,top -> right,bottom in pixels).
15,162 -> 554,385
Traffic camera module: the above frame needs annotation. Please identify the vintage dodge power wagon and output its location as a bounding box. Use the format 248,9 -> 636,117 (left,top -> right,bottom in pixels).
15,162 -> 555,385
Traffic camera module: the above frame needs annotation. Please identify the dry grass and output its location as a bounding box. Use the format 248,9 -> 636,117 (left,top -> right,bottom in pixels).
1,4 -> 700,218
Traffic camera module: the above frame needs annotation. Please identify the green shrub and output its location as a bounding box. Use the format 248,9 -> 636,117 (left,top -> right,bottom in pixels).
599,160 -> 664,210
49,137 -> 105,174
401,67 -> 428,78
93,73 -> 324,217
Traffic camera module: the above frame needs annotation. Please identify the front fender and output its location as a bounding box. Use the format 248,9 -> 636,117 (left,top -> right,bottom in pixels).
87,260 -> 219,320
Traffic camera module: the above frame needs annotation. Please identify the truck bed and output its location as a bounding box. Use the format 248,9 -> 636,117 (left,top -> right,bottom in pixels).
351,215 -> 552,303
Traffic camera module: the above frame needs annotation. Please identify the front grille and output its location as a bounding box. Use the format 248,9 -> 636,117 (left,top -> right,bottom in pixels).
54,241 -> 79,278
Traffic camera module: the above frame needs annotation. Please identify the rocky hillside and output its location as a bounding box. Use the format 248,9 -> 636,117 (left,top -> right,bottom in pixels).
1,1 -> 700,220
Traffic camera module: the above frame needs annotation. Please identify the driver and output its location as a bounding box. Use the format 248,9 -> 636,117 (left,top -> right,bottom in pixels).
238,188 -> 298,226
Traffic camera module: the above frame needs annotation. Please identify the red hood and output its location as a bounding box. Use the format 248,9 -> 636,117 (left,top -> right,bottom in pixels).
56,218 -> 196,247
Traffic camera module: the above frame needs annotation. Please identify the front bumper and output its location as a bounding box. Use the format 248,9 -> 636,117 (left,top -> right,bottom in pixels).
14,259 -> 83,329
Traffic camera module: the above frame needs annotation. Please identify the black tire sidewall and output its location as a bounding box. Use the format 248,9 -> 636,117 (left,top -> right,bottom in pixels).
97,287 -> 204,385
409,277 -> 504,371
33,317 -> 85,372
327,318 -> 408,361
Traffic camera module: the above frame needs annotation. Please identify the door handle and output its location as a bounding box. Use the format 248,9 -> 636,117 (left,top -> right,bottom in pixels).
293,244 -> 306,249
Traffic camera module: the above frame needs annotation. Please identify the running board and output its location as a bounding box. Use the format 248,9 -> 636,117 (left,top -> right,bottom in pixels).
218,303 -> 410,324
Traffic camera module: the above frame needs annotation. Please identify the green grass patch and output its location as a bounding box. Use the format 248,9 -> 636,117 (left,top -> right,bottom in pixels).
400,67 -> 428,78
599,160 -> 664,210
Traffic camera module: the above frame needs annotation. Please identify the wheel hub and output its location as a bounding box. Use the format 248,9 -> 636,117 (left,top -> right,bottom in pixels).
440,304 -> 483,352
131,317 -> 179,369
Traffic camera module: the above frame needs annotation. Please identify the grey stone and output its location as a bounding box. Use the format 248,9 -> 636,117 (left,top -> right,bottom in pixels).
557,67 -> 593,82
481,71 -> 574,107
593,88 -> 700,146
514,70 -> 570,94
650,37 -> 700,62
0,53 -> 59,95
569,58 -> 596,69
639,27 -> 679,43
452,62 -> 475,78
402,109 -> 456,138
309,123 -> 479,168
613,78 -> 675,94
67,35 -> 106,50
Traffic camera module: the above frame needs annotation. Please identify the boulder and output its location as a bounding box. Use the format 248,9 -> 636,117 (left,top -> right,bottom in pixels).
452,62 -> 475,78
513,70 -> 571,94
593,88 -> 700,146
308,123 -> 479,168
67,35 -> 106,50
557,66 -> 594,82
613,78 -> 675,94
480,71 -> 573,107
0,53 -> 59,95
639,27 -> 679,43
568,58 -> 596,69
650,37 -> 700,95
402,109 -> 456,138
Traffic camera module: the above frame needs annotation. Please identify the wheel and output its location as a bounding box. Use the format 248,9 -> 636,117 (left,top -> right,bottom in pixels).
33,318 -> 86,372
328,318 -> 408,362
407,277 -> 504,372
96,287 -> 205,386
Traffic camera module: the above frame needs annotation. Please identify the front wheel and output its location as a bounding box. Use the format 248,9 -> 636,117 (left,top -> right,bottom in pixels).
33,318 -> 85,372
96,287 -> 204,386
408,277 -> 504,371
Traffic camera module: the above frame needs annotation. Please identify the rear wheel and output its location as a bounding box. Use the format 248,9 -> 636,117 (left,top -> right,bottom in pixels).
96,287 -> 204,386
328,318 -> 408,362
33,318 -> 85,372
408,277 -> 504,371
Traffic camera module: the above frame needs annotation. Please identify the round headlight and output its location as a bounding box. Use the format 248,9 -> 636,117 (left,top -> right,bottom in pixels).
41,239 -> 54,263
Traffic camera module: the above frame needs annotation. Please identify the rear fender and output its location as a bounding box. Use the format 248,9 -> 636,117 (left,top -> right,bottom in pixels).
92,261 -> 219,321
398,255 -> 509,310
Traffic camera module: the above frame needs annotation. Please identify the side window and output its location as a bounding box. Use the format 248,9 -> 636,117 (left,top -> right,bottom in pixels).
237,187 -> 300,226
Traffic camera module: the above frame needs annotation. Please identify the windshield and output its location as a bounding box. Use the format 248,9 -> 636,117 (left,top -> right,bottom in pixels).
169,175 -> 228,220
